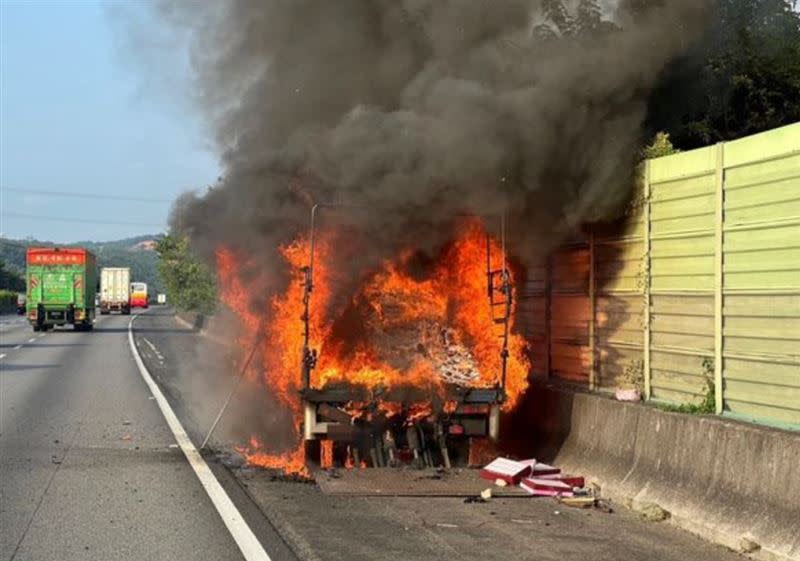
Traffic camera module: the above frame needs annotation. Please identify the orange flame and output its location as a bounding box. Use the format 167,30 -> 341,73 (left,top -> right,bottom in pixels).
320,440 -> 334,469
216,217 -> 530,473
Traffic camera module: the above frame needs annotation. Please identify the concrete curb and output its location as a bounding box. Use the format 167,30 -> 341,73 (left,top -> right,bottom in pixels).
227,470 -> 325,561
523,385 -> 800,561
174,313 -> 201,332
174,311 -> 231,348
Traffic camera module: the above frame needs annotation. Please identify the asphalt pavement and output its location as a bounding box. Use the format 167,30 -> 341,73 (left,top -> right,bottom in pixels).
0,308 -> 749,561
0,312 -> 245,561
136,309 -> 745,561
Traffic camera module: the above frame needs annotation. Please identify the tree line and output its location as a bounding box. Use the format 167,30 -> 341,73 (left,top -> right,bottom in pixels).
538,0 -> 800,149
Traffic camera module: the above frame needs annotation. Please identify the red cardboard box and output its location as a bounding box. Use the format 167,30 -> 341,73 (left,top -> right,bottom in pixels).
536,474 -> 585,488
520,477 -> 575,497
519,459 -> 561,477
480,457 -> 531,485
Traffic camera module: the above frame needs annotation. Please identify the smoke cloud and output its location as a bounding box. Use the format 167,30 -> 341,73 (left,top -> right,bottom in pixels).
158,0 -> 712,276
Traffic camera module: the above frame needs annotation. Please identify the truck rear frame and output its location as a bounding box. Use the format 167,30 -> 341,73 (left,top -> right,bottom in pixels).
26,247 -> 97,332
298,205 -> 513,468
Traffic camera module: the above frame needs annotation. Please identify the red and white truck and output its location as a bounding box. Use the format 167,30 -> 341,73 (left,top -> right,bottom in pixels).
130,282 -> 149,309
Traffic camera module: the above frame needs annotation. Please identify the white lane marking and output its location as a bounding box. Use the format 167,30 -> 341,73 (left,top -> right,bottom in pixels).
37,334 -> 45,338
27,338 -> 36,343
142,337 -> 165,361
14,345 -> 22,350
0,354 -> 6,359
127,315 -> 272,561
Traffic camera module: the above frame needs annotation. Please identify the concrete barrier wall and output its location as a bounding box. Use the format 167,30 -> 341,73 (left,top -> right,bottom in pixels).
522,385 -> 800,561
174,310 -> 206,330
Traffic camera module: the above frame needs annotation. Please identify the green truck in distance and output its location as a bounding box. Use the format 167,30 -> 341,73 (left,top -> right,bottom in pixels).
26,247 -> 97,332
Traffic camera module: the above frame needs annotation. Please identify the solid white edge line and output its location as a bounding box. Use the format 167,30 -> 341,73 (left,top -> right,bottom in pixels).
127,314 -> 272,561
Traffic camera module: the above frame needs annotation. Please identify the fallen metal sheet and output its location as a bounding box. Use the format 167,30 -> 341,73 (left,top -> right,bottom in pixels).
315,467 -> 530,497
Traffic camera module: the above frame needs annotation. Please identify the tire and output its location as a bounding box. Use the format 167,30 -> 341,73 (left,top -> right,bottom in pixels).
100,311 -> 109,315
33,325 -> 41,332
85,323 -> 94,331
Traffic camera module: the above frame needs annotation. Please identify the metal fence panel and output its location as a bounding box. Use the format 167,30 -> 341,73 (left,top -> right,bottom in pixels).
721,124 -> 800,426
646,148 -> 717,401
515,122 -> 800,428
549,244 -> 591,385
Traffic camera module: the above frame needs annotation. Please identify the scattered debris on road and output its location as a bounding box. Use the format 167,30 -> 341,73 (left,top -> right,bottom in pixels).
639,503 -> 671,522
479,457 -> 531,485
738,537 -> 761,553
311,454 -> 612,513
478,456 -> 614,512
464,495 -> 487,504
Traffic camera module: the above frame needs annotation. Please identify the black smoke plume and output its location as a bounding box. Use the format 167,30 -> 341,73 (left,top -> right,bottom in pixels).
160,0 -> 712,285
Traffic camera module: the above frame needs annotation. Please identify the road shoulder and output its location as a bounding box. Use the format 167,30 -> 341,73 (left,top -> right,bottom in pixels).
136,309 -> 745,561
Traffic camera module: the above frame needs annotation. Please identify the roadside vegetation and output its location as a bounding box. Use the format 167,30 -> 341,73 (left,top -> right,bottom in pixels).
0,259 -> 25,292
0,259 -> 25,312
0,236 -> 164,295
0,289 -> 17,313
155,234 -> 217,315
540,0 -> 800,150
657,359 -> 717,415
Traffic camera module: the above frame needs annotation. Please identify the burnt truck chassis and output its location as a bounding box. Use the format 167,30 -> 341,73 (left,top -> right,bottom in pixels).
301,385 -> 503,469
298,205 -> 513,468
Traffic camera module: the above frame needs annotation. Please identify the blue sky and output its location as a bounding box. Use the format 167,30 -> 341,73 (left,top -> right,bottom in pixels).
0,1 -> 219,243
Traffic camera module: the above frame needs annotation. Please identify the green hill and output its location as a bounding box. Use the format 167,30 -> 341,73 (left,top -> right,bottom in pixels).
0,235 -> 164,294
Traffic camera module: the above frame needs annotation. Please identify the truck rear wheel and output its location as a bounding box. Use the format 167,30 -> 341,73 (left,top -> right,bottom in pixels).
33,325 -> 41,332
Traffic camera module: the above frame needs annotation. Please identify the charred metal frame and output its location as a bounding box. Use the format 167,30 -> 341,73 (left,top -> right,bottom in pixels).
299,204 -> 513,441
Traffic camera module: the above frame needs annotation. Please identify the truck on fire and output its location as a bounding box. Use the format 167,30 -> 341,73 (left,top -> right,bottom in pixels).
100,267 -> 131,315
296,205 -> 518,468
26,247 -> 97,332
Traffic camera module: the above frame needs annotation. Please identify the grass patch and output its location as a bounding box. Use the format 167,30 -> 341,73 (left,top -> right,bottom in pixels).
656,357 -> 715,415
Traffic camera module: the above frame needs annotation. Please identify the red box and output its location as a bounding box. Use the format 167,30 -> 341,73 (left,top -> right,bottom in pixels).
519,459 -> 561,477
479,457 -> 531,485
536,474 -> 585,488
520,477 -> 574,497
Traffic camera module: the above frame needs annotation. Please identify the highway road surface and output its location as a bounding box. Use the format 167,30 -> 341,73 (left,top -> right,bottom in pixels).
0,312 -> 279,561
1,309 -> 746,561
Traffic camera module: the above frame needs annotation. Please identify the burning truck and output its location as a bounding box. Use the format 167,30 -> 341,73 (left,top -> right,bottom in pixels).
217,207 -> 530,473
